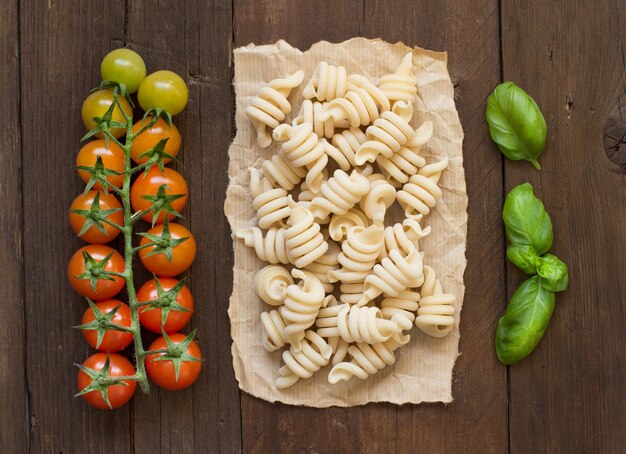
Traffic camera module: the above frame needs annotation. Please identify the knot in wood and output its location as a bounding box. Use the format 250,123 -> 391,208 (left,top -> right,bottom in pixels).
603,113 -> 626,173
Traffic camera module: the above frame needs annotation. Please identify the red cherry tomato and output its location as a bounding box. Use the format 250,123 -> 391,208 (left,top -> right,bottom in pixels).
130,167 -> 188,224
80,300 -> 133,352
146,334 -> 202,390
139,223 -> 196,277
68,245 -> 125,300
76,140 -> 125,188
69,190 -> 123,244
137,278 -> 194,333
77,353 -> 136,409
130,117 -> 181,164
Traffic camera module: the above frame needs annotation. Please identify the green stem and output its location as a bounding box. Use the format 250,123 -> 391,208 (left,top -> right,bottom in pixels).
113,93 -> 150,394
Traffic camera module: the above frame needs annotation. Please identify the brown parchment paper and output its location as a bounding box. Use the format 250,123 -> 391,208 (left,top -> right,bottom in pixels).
225,38 -> 467,407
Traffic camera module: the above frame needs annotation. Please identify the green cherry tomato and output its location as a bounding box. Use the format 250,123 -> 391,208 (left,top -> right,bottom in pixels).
138,70 -> 189,116
101,48 -> 147,94
81,89 -> 133,139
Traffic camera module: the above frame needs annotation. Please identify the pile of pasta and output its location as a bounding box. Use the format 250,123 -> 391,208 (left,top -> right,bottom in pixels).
236,54 -> 457,389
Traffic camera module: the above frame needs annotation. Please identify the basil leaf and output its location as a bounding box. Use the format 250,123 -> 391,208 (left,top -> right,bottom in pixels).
486,82 -> 547,170
537,254 -> 569,292
503,183 -> 553,255
507,244 -> 540,274
496,275 -> 556,365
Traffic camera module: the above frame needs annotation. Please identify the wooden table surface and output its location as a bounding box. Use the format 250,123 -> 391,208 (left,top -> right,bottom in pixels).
2,0 -> 625,452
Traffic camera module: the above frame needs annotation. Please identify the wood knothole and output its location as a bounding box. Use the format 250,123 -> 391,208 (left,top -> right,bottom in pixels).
603,96 -> 626,173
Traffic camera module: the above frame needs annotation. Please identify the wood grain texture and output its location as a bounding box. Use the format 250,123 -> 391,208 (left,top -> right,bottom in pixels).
234,1 -> 507,453
502,0 -> 626,452
127,1 -> 241,453
19,1 -> 131,452
0,0 -> 27,451
362,2 -> 509,452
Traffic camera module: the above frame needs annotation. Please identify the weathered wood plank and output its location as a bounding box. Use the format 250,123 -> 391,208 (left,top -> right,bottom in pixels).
19,1 -> 131,452
363,1 -> 509,453
503,0 -> 626,452
0,0 -> 27,451
234,1 -> 508,453
126,1 -> 241,453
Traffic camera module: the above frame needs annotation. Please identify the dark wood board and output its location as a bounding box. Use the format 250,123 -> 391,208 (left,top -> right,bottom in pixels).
502,0 -> 626,453
234,1 -> 508,453
1,0 -> 624,452
0,0 -> 27,451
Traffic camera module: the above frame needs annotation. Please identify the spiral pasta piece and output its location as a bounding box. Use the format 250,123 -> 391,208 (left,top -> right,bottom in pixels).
303,240 -> 340,293
322,74 -> 391,128
378,53 -> 418,104
415,265 -> 456,338
397,157 -> 449,218
379,217 -> 431,260
249,168 -> 291,229
254,265 -> 294,306
359,173 -> 396,219
308,169 -> 370,221
339,282 -> 365,305
316,303 -> 408,344
284,200 -> 329,268
276,330 -> 333,389
328,206 -> 370,242
315,295 -> 350,365
261,155 -> 307,191
355,101 -> 417,165
279,269 -> 326,351
273,122 -> 330,194
328,215 -> 384,284
327,332 -> 410,384
377,121 -> 433,185
303,61 -> 348,101
260,307 -> 289,352
358,245 -> 424,306
325,127 -> 367,171
246,70 -> 305,148
380,289 -> 420,323
293,99 -> 349,139
235,226 -> 290,265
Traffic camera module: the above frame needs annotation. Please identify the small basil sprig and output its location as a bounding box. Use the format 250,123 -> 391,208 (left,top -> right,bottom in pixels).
496,275 -> 556,365
503,183 -> 553,255
496,183 -> 569,365
486,82 -> 547,170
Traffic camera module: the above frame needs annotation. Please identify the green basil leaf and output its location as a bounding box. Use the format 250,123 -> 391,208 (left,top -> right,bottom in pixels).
495,275 -> 556,365
486,82 -> 547,170
537,253 -> 569,292
506,244 -> 540,274
503,183 -> 553,255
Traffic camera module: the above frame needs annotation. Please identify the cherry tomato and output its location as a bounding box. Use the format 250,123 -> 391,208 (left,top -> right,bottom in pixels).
80,300 -> 133,352
76,140 -> 125,188
77,353 -> 136,409
68,245 -> 125,300
100,48 -> 146,94
69,190 -> 123,244
130,116 -> 181,164
139,223 -> 196,277
137,278 -> 194,333
130,167 -> 188,224
138,70 -> 188,116
146,334 -> 202,390
81,89 -> 132,139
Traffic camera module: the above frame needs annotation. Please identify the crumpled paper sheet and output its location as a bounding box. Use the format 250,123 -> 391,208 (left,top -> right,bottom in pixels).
225,38 -> 467,407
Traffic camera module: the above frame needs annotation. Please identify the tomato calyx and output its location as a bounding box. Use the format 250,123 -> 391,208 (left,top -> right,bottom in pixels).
142,107 -> 173,130
145,330 -> 204,382
73,299 -> 133,349
139,184 -> 186,226
137,219 -> 189,261
138,137 -> 181,174
82,100 -> 127,146
69,191 -> 123,237
75,251 -> 123,291
74,354 -> 134,409
138,276 -> 190,327
75,156 -> 123,196
92,80 -> 135,108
